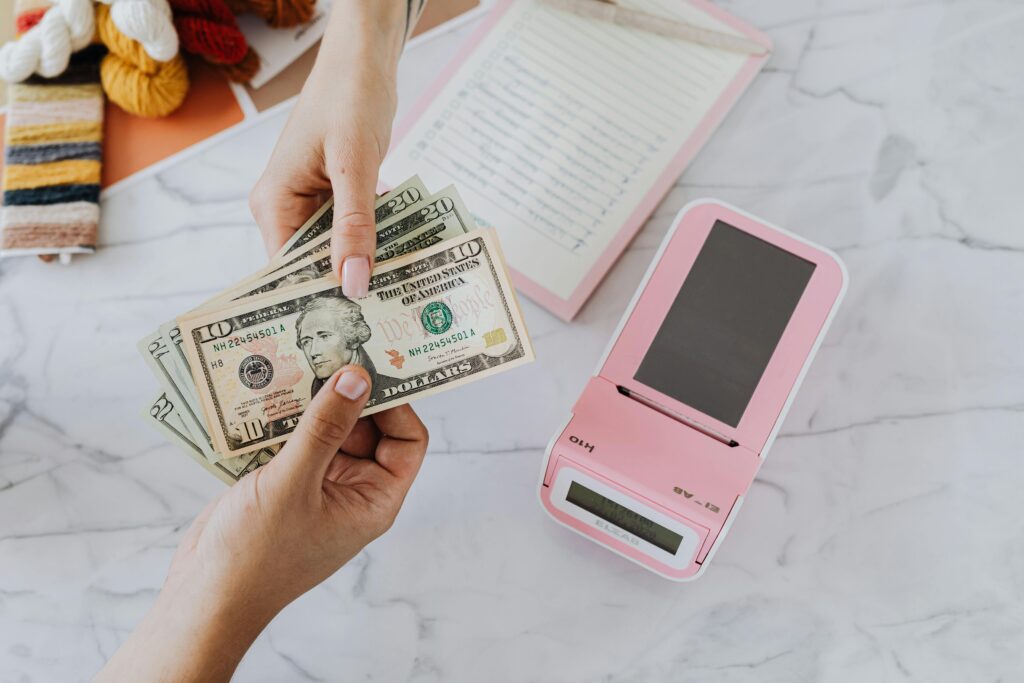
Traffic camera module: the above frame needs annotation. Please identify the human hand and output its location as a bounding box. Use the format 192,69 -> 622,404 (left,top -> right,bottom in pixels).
249,2 -> 408,298
170,363 -> 427,610
95,365 -> 428,682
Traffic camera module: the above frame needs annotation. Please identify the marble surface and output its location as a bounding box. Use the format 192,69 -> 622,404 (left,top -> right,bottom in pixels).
3,1 -> 1024,680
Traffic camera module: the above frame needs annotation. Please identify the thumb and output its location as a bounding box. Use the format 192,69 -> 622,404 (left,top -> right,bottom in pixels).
327,147 -> 378,298
278,365 -> 372,482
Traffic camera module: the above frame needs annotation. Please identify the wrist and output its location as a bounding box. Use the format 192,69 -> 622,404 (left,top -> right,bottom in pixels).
318,0 -> 406,80
95,572 -> 279,683
161,568 -> 281,643
146,572 -> 279,677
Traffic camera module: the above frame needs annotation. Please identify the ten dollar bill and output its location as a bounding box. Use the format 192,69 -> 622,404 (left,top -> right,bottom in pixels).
178,229 -> 533,456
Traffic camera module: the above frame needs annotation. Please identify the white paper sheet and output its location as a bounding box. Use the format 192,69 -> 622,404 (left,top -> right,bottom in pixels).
382,0 -> 751,301
239,0 -> 332,90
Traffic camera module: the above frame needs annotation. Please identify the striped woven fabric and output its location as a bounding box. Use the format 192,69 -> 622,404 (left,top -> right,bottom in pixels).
1,0 -> 105,259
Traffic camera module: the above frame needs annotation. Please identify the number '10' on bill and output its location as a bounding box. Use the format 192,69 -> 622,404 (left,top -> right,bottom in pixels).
177,229 -> 534,457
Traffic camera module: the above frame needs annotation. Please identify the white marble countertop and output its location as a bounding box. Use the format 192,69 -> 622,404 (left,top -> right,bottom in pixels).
3,1 -> 1024,680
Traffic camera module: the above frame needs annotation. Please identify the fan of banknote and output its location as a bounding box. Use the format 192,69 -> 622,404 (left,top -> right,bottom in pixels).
139,177 -> 535,484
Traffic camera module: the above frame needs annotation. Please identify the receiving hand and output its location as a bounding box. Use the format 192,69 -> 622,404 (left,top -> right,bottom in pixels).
95,365 -> 428,682
169,364 -> 427,614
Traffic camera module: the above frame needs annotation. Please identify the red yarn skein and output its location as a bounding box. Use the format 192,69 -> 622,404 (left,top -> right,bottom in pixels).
170,0 -> 260,82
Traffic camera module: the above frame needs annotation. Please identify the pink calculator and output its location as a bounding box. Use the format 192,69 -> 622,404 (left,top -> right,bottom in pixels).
538,200 -> 847,580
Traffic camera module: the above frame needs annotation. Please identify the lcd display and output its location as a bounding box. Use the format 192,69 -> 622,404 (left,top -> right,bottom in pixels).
635,220 -> 816,427
566,481 -> 683,554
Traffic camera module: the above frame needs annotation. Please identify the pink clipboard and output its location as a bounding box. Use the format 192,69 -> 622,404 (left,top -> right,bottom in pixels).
386,0 -> 773,321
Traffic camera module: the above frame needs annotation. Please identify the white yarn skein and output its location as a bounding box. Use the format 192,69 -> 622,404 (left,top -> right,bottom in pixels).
0,0 -> 179,83
37,12 -> 72,76
0,36 -> 42,82
0,0 -> 94,82
100,0 -> 179,62
61,0 -> 96,50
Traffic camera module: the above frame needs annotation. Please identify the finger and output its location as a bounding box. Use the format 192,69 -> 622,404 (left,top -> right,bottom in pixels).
340,418 -> 381,459
323,451 -> 381,486
278,365 -> 372,483
320,420 -> 380,485
326,140 -> 378,296
319,419 -> 381,484
370,404 -> 429,485
324,451 -> 349,483
250,180 -> 324,257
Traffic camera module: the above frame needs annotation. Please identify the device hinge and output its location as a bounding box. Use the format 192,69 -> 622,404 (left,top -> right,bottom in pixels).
617,386 -> 738,447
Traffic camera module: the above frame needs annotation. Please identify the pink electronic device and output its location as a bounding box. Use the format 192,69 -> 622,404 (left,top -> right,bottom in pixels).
538,200 -> 847,580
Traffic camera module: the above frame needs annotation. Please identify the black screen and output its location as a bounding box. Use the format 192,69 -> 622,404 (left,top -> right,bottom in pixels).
566,481 -> 683,554
634,220 -> 815,427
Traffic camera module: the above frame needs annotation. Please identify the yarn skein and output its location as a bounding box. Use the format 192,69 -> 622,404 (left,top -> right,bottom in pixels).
214,48 -> 258,82
97,0 -> 179,62
225,0 -> 314,29
0,0 -> 95,82
170,0 -> 260,82
0,0 -> 182,83
96,3 -> 189,117
96,0 -> 178,62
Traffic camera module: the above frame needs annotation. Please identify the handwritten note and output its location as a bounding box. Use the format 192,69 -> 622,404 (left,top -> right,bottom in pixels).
382,0 -> 753,301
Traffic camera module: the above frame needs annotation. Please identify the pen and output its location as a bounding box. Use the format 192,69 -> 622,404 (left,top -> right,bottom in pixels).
537,0 -> 769,56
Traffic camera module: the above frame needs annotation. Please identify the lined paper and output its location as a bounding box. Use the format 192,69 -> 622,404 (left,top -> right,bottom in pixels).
382,0 -> 752,301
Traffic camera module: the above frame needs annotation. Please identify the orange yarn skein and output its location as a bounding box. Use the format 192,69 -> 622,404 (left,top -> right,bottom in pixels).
225,0 -> 315,28
96,4 -> 189,118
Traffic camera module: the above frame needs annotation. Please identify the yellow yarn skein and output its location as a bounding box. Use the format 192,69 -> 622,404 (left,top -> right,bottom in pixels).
96,5 -> 189,118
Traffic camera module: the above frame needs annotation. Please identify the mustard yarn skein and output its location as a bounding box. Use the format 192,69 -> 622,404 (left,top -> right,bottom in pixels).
96,4 -> 188,117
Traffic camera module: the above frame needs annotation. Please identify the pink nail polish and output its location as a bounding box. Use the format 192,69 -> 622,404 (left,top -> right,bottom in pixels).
342,256 -> 370,299
335,370 -> 368,400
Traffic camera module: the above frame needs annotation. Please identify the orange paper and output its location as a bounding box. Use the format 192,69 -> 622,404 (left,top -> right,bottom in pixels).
101,61 -> 244,187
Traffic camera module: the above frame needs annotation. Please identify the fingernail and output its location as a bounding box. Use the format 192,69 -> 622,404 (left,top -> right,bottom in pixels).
342,256 -> 370,299
335,369 -> 368,400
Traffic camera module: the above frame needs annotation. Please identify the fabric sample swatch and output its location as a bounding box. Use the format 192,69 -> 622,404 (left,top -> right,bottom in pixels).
1,0 -> 105,259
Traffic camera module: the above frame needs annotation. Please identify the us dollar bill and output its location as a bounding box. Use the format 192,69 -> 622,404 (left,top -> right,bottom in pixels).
138,178 -> 466,464
266,185 -> 477,284
139,331 -> 219,460
197,179 -> 436,314
178,229 -> 534,457
372,186 -> 477,261
151,322 -> 296,465
219,213 -> 477,306
158,321 -> 202,410
273,175 -> 428,260
145,392 -> 276,484
203,187 -> 479,310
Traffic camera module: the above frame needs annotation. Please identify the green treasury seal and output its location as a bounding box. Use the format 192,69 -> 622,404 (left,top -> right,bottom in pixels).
421,301 -> 453,335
